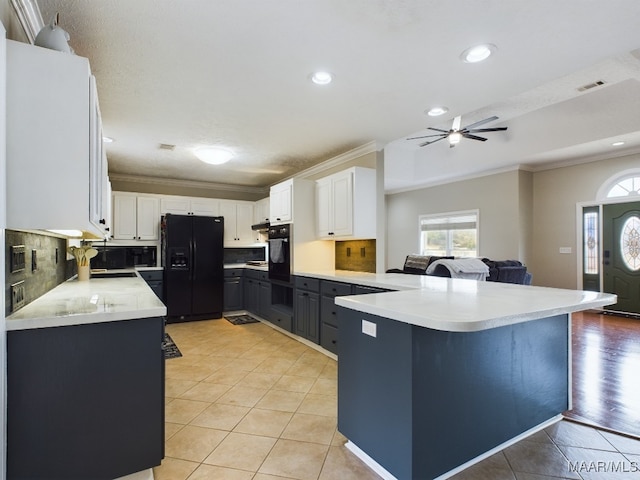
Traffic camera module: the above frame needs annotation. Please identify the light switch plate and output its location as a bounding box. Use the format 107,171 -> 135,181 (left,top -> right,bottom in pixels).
362,319 -> 377,338
559,247 -> 572,254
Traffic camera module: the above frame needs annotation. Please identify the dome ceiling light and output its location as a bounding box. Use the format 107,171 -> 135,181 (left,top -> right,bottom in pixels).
426,106 -> 449,117
460,43 -> 496,63
194,146 -> 234,165
310,71 -> 333,85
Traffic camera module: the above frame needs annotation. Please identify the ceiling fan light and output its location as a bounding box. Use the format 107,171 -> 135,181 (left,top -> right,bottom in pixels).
310,71 -> 333,85
194,146 -> 234,165
426,106 -> 449,117
448,132 -> 462,145
461,44 -> 496,63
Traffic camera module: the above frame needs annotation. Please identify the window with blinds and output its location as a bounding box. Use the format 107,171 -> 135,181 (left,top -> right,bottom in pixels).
419,210 -> 479,257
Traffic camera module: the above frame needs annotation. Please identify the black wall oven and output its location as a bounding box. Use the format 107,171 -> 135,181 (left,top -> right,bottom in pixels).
268,224 -> 291,283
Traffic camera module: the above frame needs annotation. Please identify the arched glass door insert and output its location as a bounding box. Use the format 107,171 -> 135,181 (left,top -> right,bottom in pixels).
620,215 -> 640,271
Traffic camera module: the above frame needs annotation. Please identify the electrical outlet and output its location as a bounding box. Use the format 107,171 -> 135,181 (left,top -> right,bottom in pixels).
11,281 -> 26,312
10,245 -> 26,273
362,319 -> 377,338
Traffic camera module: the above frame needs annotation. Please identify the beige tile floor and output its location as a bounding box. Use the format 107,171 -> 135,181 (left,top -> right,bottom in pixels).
155,317 -> 640,480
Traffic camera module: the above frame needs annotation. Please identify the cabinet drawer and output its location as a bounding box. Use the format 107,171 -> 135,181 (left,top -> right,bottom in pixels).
321,322 -> 338,355
320,296 -> 339,327
295,276 -> 320,292
244,269 -> 261,280
138,270 -> 163,282
224,268 -> 244,278
321,280 -> 353,297
270,306 -> 292,332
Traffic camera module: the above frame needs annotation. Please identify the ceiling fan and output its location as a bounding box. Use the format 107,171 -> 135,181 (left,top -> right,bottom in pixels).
407,115 -> 508,148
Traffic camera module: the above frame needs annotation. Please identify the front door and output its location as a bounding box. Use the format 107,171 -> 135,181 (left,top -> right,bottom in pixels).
602,202 -> 640,314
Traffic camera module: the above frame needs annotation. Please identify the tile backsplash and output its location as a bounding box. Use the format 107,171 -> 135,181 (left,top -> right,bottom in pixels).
5,230 -> 74,316
335,239 -> 376,273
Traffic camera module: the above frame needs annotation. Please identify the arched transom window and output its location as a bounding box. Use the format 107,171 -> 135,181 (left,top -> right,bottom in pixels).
607,176 -> 640,198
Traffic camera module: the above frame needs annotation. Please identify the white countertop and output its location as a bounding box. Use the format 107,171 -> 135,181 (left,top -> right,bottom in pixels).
295,269 -> 616,332
6,270 -> 167,331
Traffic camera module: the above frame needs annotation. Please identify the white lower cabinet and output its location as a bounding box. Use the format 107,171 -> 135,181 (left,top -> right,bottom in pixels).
113,193 -> 160,241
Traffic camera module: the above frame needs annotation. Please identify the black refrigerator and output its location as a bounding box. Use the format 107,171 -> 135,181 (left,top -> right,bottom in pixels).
162,214 -> 224,323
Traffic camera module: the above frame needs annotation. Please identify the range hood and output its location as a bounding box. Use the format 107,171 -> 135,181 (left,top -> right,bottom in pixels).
251,221 -> 270,231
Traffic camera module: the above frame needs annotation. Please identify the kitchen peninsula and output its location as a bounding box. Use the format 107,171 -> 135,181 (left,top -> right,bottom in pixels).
319,274 -> 616,480
6,271 -> 166,480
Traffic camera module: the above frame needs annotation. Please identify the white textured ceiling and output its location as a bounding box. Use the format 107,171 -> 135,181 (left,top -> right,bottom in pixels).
35,0 -> 640,193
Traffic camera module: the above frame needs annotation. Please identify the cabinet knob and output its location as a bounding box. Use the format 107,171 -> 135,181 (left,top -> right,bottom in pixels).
99,218 -> 106,224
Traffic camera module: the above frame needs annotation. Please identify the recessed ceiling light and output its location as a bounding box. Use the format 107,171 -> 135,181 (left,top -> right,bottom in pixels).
460,43 -> 496,63
103,136 -> 114,143
426,106 -> 449,117
310,71 -> 333,85
194,146 -> 234,165
612,141 -> 625,146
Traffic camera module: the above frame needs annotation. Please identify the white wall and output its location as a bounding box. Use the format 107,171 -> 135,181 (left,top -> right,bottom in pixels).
532,152 -> 640,288
386,169 -> 529,271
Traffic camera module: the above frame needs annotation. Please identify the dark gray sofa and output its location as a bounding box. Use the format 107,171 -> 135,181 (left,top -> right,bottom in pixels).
387,255 -> 532,285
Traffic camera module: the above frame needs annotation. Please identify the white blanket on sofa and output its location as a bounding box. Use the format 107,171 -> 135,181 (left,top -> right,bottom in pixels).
426,258 -> 489,280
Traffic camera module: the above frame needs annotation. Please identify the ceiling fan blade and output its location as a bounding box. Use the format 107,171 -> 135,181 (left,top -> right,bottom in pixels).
427,127 -> 450,133
462,133 -> 488,141
451,116 -> 462,131
407,133 -> 447,140
462,115 -> 499,130
418,136 -> 447,147
467,127 -> 508,133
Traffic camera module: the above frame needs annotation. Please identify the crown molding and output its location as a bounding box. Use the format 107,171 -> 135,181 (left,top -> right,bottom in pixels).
275,141 -> 381,185
110,142 -> 381,194
109,173 -> 269,195
10,0 -> 43,43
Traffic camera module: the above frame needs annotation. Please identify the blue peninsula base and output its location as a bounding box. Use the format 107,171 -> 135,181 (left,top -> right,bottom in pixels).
337,307 -> 569,480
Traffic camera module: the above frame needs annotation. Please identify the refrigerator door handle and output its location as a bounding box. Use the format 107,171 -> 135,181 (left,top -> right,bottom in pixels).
191,238 -> 196,281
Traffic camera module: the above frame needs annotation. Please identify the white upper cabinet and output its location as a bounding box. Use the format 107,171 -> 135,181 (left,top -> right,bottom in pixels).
270,180 -> 293,225
6,41 -> 109,237
254,197 -> 270,224
112,193 -> 160,241
315,167 -> 376,239
219,201 -> 255,245
160,196 -> 219,216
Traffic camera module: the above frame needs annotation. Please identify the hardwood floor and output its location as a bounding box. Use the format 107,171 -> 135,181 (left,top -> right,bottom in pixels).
565,310 -> 640,438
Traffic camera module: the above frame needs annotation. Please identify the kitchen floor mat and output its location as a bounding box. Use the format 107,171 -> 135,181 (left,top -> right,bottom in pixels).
225,314 -> 260,325
162,333 -> 182,359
